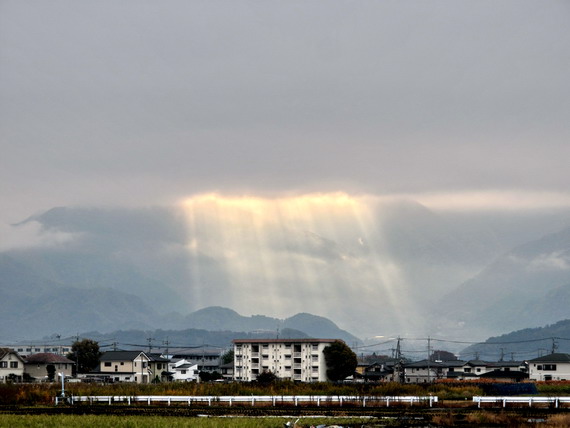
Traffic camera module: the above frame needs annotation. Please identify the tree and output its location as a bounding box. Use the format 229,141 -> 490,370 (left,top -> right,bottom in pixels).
199,370 -> 222,382
67,339 -> 102,374
256,370 -> 277,385
46,364 -> 56,382
323,340 -> 358,382
221,349 -> 234,365
429,350 -> 457,362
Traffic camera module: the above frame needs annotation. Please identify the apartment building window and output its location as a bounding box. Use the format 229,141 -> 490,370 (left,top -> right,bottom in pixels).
312,344 -> 319,350
0,362 -> 7,368
10,362 -> 18,368
312,355 -> 318,361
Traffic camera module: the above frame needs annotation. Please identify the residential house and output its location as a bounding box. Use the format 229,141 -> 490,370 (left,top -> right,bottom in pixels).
147,354 -> 171,383
169,348 -> 221,373
24,353 -> 74,381
219,361 -> 234,380
0,348 -> 25,383
362,362 -> 395,382
171,359 -> 200,382
403,360 -> 448,383
528,353 -> 570,381
97,351 -> 151,383
233,338 -> 339,382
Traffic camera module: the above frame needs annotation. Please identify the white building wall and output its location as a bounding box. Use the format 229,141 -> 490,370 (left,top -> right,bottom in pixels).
529,362 -> 570,381
234,340 -> 335,382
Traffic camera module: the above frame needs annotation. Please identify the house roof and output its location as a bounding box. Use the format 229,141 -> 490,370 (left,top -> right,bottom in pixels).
232,338 -> 339,344
487,361 -> 525,368
529,353 -> 570,363
478,370 -> 528,380
25,353 -> 74,364
100,351 -> 148,361
465,360 -> 489,367
404,359 -> 445,368
0,347 -> 24,361
175,364 -> 194,369
148,353 -> 169,362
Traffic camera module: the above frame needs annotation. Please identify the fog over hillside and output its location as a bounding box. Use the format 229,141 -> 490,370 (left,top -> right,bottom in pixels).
2,199 -> 569,341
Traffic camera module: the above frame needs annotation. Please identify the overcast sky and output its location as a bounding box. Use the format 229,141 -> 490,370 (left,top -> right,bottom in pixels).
2,0 -> 570,226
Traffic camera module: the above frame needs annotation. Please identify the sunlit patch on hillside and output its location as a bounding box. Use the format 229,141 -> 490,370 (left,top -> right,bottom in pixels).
179,192 -> 417,333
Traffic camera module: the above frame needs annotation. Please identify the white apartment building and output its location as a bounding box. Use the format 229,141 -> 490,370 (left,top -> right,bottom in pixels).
233,338 -> 338,382
4,344 -> 72,357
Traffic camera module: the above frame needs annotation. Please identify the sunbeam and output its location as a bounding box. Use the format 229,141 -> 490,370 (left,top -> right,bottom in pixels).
179,193 -> 418,336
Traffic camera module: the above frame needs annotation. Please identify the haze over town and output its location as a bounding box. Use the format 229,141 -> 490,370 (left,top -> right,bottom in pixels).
1,1 -> 569,341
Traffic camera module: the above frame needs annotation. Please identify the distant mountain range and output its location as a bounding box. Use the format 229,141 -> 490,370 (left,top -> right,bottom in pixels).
459,319 -> 570,361
438,226 -> 570,338
0,251 -> 360,344
2,204 -> 570,342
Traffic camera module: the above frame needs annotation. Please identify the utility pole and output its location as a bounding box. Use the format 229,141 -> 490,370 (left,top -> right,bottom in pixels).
427,336 -> 431,383
551,338 -> 558,354
395,337 -> 405,383
499,348 -> 505,362
112,342 -> 118,351
163,337 -> 170,358
147,337 -> 155,354
75,334 -> 80,374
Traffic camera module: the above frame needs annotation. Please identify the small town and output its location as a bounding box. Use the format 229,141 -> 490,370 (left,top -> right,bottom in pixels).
2,338 -> 570,385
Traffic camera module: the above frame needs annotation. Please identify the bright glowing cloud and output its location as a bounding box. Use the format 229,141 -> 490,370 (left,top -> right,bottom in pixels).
179,192 -> 421,335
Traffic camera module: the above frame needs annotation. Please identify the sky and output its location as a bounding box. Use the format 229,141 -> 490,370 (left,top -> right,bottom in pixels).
1,0 -> 569,221
1,1 -> 570,336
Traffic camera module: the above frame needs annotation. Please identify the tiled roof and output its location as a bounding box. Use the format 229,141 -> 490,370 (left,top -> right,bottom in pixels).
100,351 -> 147,361
404,359 -> 445,368
529,353 -> 570,363
25,353 -> 74,364
465,360 -> 489,366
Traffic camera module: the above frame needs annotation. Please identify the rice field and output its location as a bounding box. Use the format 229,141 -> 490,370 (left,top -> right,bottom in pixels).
0,414 -> 378,428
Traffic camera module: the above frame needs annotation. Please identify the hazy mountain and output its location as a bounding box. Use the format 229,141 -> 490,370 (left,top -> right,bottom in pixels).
438,226 -> 570,338
0,250 -> 363,342
4,204 -> 570,339
184,306 -> 361,345
459,319 -> 570,361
